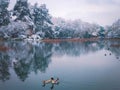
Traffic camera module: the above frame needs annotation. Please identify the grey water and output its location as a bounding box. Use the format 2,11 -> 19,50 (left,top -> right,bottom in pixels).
0,40 -> 120,90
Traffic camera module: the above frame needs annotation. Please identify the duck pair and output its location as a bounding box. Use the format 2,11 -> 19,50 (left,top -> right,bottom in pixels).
43,77 -> 59,85
42,77 -> 59,89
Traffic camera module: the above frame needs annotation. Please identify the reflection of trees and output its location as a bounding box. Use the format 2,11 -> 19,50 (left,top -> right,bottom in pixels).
13,59 -> 31,82
32,43 -> 53,73
0,41 -> 53,82
11,42 -> 53,81
8,41 -> 34,81
0,40 -> 120,82
0,53 -> 10,82
53,41 -> 103,56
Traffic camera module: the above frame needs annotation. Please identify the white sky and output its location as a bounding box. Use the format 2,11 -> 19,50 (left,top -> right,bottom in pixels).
9,0 -> 120,26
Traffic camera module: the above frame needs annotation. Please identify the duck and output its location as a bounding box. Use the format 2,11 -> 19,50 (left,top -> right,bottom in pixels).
43,77 -> 59,85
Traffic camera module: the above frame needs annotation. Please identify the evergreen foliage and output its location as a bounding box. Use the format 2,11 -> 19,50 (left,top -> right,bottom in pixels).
31,3 -> 53,38
0,0 -> 10,26
0,0 -> 119,39
13,0 -> 31,21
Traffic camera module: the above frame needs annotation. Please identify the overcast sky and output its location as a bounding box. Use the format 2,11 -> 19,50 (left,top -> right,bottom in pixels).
9,0 -> 120,26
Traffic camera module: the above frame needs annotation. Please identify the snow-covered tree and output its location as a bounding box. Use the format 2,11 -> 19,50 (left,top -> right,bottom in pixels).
13,0 -> 31,21
98,26 -> 105,38
0,1 -> 54,39
52,18 -> 102,38
31,3 -> 53,38
0,0 -> 10,27
10,0 -> 35,38
106,19 -> 120,38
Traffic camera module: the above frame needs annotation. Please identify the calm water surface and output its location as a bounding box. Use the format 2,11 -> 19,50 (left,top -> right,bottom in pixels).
0,40 -> 120,90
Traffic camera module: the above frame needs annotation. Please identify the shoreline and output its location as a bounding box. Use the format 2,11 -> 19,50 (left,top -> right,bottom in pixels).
0,38 -> 120,42
41,38 -> 99,43
41,38 -> 120,43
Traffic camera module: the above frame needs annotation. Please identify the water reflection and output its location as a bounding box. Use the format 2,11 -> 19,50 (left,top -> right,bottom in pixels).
0,59 -> 10,82
0,40 -> 120,82
53,41 -> 103,56
0,41 -> 53,82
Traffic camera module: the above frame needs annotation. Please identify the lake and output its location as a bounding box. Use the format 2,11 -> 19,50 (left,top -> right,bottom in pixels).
0,40 -> 120,90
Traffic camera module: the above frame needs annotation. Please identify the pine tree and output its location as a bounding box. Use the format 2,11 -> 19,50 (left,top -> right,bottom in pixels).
0,0 -> 10,26
98,26 -> 105,38
31,3 -> 53,38
13,0 -> 31,21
